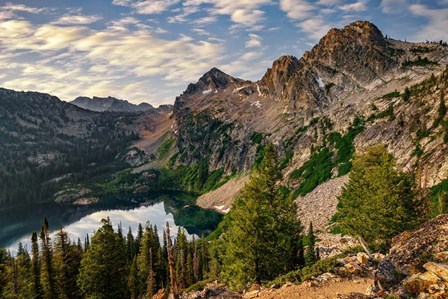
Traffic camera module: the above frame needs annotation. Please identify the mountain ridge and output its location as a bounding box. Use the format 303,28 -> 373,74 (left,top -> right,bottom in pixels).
71,96 -> 154,112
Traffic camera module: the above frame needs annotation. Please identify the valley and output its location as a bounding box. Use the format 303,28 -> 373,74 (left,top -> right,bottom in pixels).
1,19 -> 448,299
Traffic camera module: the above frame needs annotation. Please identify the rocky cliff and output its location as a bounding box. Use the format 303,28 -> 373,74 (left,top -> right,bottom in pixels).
168,20 -> 448,197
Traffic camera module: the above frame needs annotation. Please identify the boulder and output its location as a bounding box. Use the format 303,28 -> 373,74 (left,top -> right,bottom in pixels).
423,262 -> 448,281
402,271 -> 441,294
356,252 -> 370,266
376,215 -> 448,289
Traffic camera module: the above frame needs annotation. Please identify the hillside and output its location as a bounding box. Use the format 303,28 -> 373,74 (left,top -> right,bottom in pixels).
0,88 -> 165,207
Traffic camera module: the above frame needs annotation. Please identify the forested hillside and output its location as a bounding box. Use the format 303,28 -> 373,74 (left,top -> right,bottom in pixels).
0,88 -> 140,206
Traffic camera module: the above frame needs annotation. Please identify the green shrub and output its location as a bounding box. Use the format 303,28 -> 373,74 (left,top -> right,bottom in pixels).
270,257 -> 340,285
402,56 -> 438,67
158,138 -> 175,159
251,132 -> 263,144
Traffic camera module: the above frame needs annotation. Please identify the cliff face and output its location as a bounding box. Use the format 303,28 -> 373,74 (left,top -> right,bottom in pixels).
168,20 -> 448,189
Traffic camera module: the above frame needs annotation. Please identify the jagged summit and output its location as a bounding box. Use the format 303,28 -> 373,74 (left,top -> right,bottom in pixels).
182,67 -> 249,97
260,55 -> 300,98
304,20 -> 394,83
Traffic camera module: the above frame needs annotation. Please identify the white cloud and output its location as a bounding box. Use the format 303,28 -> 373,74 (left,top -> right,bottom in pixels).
339,1 -> 367,12
279,0 -> 315,20
1,3 -> 48,14
192,16 -> 218,26
297,17 -> 333,41
112,0 -> 180,14
241,51 -> 262,60
245,33 -> 262,48
409,4 -> 448,41
0,17 -> 225,105
52,15 -> 103,25
380,0 -> 408,14
184,0 -> 272,27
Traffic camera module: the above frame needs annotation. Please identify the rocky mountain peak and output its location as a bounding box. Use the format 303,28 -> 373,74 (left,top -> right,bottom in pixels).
181,67 -> 247,97
260,55 -> 300,97
303,20 -> 394,84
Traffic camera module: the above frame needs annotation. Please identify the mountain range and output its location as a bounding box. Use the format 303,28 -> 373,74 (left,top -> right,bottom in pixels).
1,20 -> 447,210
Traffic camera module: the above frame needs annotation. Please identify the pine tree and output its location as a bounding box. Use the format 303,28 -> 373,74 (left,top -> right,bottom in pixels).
126,227 -> 135,261
335,145 -> 422,248
0,248 -> 7,296
297,238 -> 305,268
136,223 -> 156,297
54,229 -> 82,299
305,223 -> 317,266
193,236 -> 199,282
16,243 -> 32,297
77,218 -> 128,299
40,218 -> 56,299
221,143 -> 303,289
31,231 -> 42,299
165,223 -> 179,299
438,190 -> 447,215
402,87 -> 411,102
127,257 -> 138,299
200,234 -> 208,278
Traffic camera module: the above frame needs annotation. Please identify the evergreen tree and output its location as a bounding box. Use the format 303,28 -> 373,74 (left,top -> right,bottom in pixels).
40,218 -> 56,299
31,231 -> 42,299
335,145 -> 422,248
77,218 -> 128,299
438,190 -> 448,215
220,143 -> 303,289
297,238 -> 305,268
16,243 -> 32,297
127,257 -> 138,299
0,248 -> 7,296
402,87 -> 411,102
200,234 -> 208,278
126,227 -> 135,261
54,229 -> 82,299
175,229 -> 187,289
305,223 -> 317,266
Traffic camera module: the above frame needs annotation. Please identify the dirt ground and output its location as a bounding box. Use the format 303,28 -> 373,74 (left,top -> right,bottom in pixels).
254,277 -> 373,299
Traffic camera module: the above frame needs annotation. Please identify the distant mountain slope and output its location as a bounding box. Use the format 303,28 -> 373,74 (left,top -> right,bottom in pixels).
0,88 -> 148,206
71,96 -> 154,112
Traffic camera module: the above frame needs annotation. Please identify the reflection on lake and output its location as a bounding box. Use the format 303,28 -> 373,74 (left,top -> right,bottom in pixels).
0,193 -> 222,253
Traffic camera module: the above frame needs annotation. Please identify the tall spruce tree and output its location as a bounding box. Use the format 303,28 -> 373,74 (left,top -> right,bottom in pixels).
53,229 -> 82,299
40,218 -> 56,299
31,232 -> 42,299
305,223 -> 317,266
77,218 -> 128,299
335,145 -> 422,248
220,143 -> 303,289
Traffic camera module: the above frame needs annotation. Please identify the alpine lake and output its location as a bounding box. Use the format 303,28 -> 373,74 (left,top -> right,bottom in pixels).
0,192 -> 223,253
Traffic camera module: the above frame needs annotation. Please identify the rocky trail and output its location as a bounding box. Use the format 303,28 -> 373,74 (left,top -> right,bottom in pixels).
253,277 -> 373,299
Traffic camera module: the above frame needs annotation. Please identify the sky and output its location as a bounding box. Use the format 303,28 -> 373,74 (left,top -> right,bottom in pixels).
0,0 -> 447,106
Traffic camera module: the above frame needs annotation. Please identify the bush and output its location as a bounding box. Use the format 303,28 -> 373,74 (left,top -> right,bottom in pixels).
270,257 -> 340,285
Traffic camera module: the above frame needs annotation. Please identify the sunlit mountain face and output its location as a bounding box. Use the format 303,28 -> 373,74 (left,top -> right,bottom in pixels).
0,0 -> 446,107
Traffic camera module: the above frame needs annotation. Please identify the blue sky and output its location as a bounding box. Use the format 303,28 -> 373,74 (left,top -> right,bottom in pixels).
0,0 -> 447,106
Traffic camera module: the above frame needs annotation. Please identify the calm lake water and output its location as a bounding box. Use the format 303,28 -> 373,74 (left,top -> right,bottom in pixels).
0,193 -> 222,253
